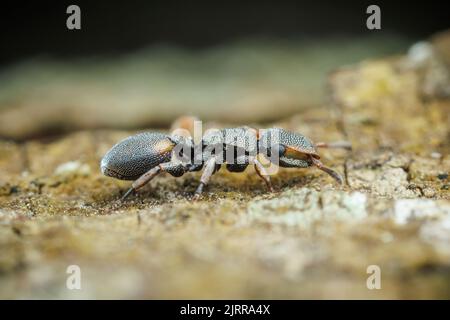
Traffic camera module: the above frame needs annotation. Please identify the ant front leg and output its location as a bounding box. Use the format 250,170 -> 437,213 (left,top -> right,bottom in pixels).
253,158 -> 274,192
310,156 -> 343,184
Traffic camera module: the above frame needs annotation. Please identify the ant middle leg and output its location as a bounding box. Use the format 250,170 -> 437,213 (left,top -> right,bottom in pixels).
193,157 -> 219,200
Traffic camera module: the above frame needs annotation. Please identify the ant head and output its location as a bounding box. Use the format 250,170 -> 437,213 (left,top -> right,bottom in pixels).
259,128 -> 319,168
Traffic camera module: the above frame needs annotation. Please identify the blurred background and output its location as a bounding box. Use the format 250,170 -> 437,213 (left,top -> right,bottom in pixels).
0,0 -> 449,139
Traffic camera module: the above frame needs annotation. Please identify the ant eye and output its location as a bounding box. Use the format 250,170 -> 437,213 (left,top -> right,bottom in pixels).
277,145 -> 286,157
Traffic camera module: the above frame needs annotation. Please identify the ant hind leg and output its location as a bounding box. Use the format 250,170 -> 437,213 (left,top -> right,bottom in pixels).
121,162 -> 187,201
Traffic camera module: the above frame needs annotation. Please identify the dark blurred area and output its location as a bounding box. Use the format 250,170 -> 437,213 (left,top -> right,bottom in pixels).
1,0 -> 450,66
0,0 -> 449,140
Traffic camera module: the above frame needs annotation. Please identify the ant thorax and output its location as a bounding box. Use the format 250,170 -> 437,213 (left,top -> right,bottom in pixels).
202,127 -> 259,165
172,127 -> 264,166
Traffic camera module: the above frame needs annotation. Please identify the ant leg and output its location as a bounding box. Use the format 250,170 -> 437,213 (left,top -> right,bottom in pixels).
315,141 -> 352,150
254,158 -> 274,192
122,162 -> 185,200
170,115 -> 199,138
193,158 -> 217,200
310,156 -> 343,184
